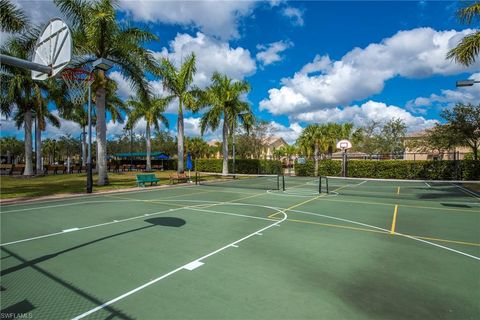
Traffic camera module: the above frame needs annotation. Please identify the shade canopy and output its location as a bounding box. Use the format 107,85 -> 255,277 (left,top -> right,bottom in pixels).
113,152 -> 169,159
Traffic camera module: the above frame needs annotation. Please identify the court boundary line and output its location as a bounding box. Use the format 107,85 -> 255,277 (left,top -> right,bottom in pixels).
0,195 -> 277,246
390,205 -> 399,234
70,206 -> 288,320
285,208 -> 480,261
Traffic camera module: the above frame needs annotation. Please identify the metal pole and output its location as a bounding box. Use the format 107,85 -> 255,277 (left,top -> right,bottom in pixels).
232,121 -> 236,175
0,54 -> 52,75
86,83 -> 93,193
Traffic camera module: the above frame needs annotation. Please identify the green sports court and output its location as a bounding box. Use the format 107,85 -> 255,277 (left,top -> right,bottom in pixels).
1,175 -> 479,319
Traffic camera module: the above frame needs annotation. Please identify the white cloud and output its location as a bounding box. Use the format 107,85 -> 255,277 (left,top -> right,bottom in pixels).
406,73 -> 480,112
256,40 -> 293,66
183,116 -> 222,141
119,0 -> 255,40
109,71 -> 134,100
12,0 -> 62,26
157,32 -> 256,88
268,121 -> 303,144
297,100 -> 438,133
282,7 -> 304,26
260,28 -> 480,116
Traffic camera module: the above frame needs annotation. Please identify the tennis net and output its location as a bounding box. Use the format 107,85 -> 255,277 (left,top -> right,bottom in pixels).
321,176 -> 480,202
195,172 -> 283,190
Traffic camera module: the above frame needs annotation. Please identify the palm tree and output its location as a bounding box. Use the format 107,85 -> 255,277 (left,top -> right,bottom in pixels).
55,0 -> 159,185
185,137 -> 208,160
1,32 -> 43,176
33,102 -> 61,173
159,53 -> 199,173
447,2 -> 480,66
199,72 -> 252,174
297,124 -> 328,176
0,0 -> 28,33
126,92 -> 170,171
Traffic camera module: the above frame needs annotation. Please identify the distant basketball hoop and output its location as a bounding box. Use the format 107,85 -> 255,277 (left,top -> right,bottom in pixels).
336,139 -> 352,150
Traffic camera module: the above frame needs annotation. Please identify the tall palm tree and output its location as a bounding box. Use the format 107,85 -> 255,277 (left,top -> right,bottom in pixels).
55,0 -> 159,185
447,2 -> 480,66
33,101 -> 61,173
159,53 -> 199,173
1,32 -> 43,176
0,0 -> 28,32
199,72 -> 252,174
126,92 -> 170,171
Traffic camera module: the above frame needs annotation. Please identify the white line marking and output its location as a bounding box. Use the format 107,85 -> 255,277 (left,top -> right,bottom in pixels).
0,201 -> 279,246
71,208 -> 287,319
62,228 -> 79,233
183,261 -> 204,271
256,233 -> 263,235
453,184 -> 480,200
287,208 -> 480,261
231,244 -> 239,248
425,182 -> 431,188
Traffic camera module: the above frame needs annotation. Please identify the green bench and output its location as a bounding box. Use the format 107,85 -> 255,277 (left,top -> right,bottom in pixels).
136,173 -> 160,187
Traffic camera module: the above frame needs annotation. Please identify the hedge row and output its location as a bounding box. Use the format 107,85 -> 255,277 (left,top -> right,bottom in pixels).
295,160 -> 480,180
195,159 -> 283,174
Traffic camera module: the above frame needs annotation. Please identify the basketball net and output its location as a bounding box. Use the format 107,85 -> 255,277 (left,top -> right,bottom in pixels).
61,68 -> 94,106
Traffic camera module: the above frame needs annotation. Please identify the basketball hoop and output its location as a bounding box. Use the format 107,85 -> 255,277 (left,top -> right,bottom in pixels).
61,68 -> 94,105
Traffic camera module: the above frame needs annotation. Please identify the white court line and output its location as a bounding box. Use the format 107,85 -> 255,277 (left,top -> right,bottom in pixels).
287,208 -> 480,261
71,207 -> 288,320
183,261 -> 204,271
453,184 -> 480,200
0,184 -> 200,208
0,200 -> 279,246
425,182 -> 431,188
62,228 -> 79,233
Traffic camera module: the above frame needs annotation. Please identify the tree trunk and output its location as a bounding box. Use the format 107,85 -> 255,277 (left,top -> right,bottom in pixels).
96,70 -> 109,185
177,101 -> 184,173
146,122 -> 151,171
23,108 -> 34,176
222,117 -> 229,175
81,127 -> 87,167
314,142 -> 319,177
35,117 -> 42,174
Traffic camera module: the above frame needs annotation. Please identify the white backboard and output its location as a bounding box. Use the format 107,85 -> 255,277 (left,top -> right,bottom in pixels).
32,18 -> 72,80
336,139 -> 352,150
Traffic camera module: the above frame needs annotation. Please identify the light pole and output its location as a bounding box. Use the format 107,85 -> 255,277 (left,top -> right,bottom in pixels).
52,139 -> 56,164
456,80 -> 480,87
232,112 -> 249,176
86,58 -> 114,193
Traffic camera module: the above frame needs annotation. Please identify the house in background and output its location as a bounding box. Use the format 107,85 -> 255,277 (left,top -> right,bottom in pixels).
403,131 -> 471,160
262,136 -> 288,160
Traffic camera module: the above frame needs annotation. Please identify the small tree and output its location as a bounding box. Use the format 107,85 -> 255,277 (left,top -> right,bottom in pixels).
441,103 -> 480,160
379,118 -> 407,157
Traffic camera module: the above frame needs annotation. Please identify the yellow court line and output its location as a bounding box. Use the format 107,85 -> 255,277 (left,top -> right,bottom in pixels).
272,215 -> 480,247
390,205 -> 399,234
397,187 -> 400,195
316,197 -> 478,213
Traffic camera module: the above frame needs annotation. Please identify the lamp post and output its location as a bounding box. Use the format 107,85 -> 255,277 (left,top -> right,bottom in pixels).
232,112 -> 249,175
86,58 -> 114,193
52,139 -> 56,164
456,80 -> 480,87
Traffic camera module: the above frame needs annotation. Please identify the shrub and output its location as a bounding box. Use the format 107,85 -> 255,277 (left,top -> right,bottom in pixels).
295,159 -> 480,180
194,159 -> 282,174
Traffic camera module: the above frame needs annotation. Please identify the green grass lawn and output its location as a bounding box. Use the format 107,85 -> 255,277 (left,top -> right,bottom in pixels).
0,170 -> 183,200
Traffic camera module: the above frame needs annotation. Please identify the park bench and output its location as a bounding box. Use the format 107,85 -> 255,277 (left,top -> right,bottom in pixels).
70,165 -> 85,173
136,164 -> 146,171
121,164 -> 132,172
169,172 -> 188,184
43,165 -> 66,174
11,164 -> 25,175
136,173 -> 160,187
0,164 -> 13,175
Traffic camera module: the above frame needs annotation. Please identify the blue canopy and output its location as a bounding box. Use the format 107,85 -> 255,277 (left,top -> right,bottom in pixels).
113,152 -> 169,159
186,152 -> 193,170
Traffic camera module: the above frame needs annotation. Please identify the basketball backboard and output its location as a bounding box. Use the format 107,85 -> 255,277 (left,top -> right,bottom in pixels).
31,18 -> 72,80
336,139 -> 352,150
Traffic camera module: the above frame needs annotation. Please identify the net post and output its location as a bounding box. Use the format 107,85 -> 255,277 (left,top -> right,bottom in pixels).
319,176 -> 322,194
282,174 -> 285,191
277,175 -> 280,190
195,171 -> 198,185
326,176 -> 329,194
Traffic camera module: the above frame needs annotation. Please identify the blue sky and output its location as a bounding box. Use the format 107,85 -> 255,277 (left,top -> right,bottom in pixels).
1,0 -> 479,143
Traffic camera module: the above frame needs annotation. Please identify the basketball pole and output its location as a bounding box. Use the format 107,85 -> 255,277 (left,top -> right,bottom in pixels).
0,54 -> 52,75
86,82 -> 93,193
